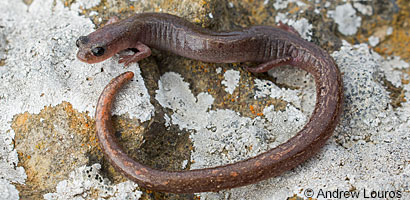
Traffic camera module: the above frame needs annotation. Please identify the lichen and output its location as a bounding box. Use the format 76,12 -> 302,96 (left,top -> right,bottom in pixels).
275,13 -> 313,40
221,69 -> 240,94
0,179 -> 20,200
154,71 -> 307,169
329,3 -> 362,36
43,164 -> 142,200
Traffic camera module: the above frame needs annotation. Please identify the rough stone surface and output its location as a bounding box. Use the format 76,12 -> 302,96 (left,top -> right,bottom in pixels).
1,0 -> 150,199
196,41 -> 410,200
0,0 -> 409,200
155,71 -> 307,167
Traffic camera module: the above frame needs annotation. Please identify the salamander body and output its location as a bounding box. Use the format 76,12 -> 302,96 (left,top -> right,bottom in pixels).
77,13 -> 343,193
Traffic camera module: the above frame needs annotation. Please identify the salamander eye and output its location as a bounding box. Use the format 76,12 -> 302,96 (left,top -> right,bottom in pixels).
91,47 -> 105,57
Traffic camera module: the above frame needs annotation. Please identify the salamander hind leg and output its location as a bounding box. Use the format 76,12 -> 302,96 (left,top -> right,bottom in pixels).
106,16 -> 120,25
246,57 -> 292,73
277,22 -> 300,37
119,42 -> 152,66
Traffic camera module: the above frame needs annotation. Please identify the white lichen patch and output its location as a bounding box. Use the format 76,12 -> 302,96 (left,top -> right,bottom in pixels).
155,72 -> 307,168
221,69 -> 240,94
332,41 -> 392,142
353,2 -> 373,16
379,56 -> 410,88
273,0 -> 292,10
110,65 -> 154,122
76,0 -> 101,9
368,35 -> 380,47
267,65 -> 316,115
329,3 -> 362,36
2,0 -> 409,199
0,127 -> 27,185
272,0 -> 305,10
387,27 -> 394,35
275,13 -> 313,40
0,0 -> 29,195
0,179 -> 20,200
0,0 -> 154,198
156,72 -> 215,130
43,164 -> 142,200
215,67 -> 222,74
288,18 -> 313,41
198,41 -> 410,199
254,79 -> 301,108
181,159 -> 189,169
262,104 -> 307,140
1,0 -> 154,121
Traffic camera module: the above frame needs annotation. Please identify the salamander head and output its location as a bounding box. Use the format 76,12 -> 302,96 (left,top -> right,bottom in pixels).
76,24 -> 130,64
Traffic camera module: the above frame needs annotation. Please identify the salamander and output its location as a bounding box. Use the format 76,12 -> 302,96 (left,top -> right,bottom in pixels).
77,12 -> 343,193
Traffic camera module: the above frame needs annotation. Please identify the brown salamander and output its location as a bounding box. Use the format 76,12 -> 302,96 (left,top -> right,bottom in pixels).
77,13 -> 343,193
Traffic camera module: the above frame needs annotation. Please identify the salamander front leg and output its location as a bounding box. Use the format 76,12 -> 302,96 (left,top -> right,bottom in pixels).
246,57 -> 292,73
119,42 -> 152,66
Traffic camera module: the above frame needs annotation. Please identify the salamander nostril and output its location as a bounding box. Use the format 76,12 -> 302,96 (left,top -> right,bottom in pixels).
78,36 -> 89,45
76,36 -> 89,48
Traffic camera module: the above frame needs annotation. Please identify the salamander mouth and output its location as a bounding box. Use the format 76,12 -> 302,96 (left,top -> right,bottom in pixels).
77,50 -> 112,64
76,51 -> 98,64
76,51 -> 89,63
